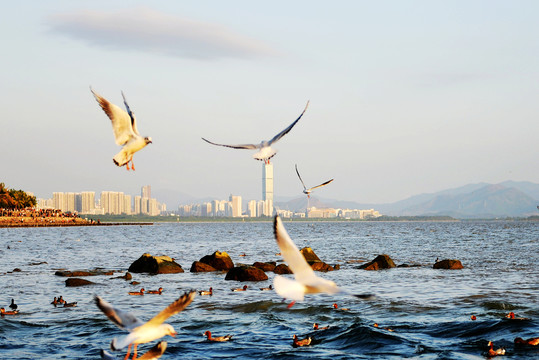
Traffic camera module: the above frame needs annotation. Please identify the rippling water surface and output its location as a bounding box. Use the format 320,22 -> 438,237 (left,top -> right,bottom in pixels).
0,221 -> 538,359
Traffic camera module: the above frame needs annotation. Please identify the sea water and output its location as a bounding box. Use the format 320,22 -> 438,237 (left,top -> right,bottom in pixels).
0,221 -> 538,359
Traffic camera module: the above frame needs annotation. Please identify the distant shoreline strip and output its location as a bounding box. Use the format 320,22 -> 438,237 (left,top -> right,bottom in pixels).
0,222 -> 153,228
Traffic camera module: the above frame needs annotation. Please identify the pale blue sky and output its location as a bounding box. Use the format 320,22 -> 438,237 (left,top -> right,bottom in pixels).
2,1 -> 538,206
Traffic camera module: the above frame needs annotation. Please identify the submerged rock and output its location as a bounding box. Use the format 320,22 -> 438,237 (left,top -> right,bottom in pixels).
359,254 -> 396,270
65,278 -> 95,287
55,269 -> 114,277
128,253 -> 184,274
300,247 -> 321,263
225,265 -> 268,281
433,259 -> 463,270
253,261 -> 276,272
199,251 -> 234,271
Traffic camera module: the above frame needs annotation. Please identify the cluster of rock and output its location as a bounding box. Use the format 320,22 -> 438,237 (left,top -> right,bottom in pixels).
54,250 -> 463,288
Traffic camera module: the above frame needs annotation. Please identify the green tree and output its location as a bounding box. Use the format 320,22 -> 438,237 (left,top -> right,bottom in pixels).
0,183 -> 36,209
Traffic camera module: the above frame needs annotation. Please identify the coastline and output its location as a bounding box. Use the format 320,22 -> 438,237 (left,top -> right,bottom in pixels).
0,216 -> 152,228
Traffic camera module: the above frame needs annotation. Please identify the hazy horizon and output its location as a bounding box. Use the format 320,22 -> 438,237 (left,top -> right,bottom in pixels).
2,1 -> 538,205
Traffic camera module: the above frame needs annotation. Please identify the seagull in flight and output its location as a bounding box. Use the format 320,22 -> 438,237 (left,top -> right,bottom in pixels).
95,291 -> 195,360
295,164 -> 334,198
91,87 -> 152,170
202,101 -> 309,164
272,215 -> 374,307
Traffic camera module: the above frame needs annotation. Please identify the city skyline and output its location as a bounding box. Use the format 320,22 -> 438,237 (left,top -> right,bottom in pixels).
2,2 -> 539,206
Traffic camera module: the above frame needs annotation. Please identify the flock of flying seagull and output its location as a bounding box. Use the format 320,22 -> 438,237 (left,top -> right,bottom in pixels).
90,89 -> 334,198
90,88 -> 364,359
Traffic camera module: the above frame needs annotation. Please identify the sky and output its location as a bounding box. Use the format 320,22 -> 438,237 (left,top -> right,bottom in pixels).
2,1 -> 539,208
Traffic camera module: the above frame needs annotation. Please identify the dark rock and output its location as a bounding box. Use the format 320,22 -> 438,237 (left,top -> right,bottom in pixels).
225,266 -> 268,281
300,247 -> 321,262
65,278 -> 95,287
55,269 -> 114,277
333,264 -> 341,270
359,254 -> 396,270
130,281 -> 141,285
190,261 -> 217,273
12,268 -> 21,272
253,262 -> 276,272
112,272 -> 132,280
274,264 -> 292,274
128,253 -> 184,274
199,251 -> 234,271
433,259 -> 463,270
311,262 -> 334,272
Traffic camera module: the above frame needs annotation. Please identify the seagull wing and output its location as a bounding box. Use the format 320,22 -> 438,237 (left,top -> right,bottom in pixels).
307,179 -> 334,192
121,91 -> 140,136
274,215 -> 317,283
145,291 -> 196,327
138,341 -> 167,359
295,165 -> 307,190
91,87 -> 135,145
201,137 -> 258,150
94,295 -> 144,331
267,101 -> 309,146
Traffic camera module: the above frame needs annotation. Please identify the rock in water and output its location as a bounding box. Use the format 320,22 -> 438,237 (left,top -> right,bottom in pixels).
359,254 -> 396,270
225,265 -> 268,281
65,278 -> 95,287
433,259 -> 463,270
128,253 -> 184,274
199,251 -> 234,271
190,261 -> 217,272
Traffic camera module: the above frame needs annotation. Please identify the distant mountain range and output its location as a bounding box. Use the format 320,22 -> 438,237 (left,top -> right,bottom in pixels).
275,181 -> 539,219
154,181 -> 539,219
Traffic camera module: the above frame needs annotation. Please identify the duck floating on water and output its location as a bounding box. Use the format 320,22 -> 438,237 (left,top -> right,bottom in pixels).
9,299 -> 17,310
514,337 -> 539,346
292,334 -> 311,347
313,323 -> 329,330
204,331 -> 233,342
373,323 -> 394,332
505,312 -> 530,320
147,287 -> 163,295
199,287 -> 213,296
64,301 -> 77,307
332,303 -> 349,311
128,288 -> 145,296
487,341 -> 506,357
1,307 -> 19,315
260,285 -> 272,291
232,285 -> 248,292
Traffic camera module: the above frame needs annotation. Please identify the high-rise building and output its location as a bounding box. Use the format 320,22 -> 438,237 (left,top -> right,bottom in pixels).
229,194 -> 242,217
80,192 -> 95,214
141,185 -> 151,199
262,163 -> 274,215
262,163 -> 274,202
53,192 -> 65,212
134,195 -> 141,214
248,200 -> 257,217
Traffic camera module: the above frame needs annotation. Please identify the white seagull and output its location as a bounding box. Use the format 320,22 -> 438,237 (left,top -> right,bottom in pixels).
95,291 -> 195,360
272,215 -> 373,306
202,101 -> 309,164
295,164 -> 334,198
91,87 -> 152,171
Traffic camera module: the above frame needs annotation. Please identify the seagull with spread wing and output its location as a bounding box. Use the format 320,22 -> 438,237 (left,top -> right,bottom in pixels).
95,291 -> 195,360
202,101 -> 309,164
91,87 -> 152,170
295,164 -> 334,198
273,215 -> 374,307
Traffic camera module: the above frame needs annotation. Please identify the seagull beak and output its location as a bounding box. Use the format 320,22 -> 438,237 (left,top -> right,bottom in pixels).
171,331 -> 177,337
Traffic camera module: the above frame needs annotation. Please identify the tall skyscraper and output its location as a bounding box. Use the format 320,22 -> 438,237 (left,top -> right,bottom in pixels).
262,163 -> 274,215
141,185 -> 151,199
80,192 -> 95,214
